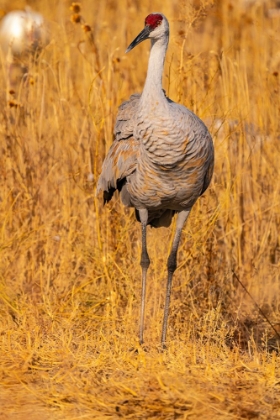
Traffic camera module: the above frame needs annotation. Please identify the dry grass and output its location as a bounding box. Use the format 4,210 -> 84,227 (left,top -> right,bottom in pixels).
1,0 -> 280,418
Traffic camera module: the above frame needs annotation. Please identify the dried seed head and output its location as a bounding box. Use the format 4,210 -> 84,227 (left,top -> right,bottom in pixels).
71,13 -> 81,24
8,100 -> 21,108
70,3 -> 81,13
82,24 -> 91,33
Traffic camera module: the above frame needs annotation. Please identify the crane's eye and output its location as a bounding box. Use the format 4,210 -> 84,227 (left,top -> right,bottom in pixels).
156,20 -> 162,26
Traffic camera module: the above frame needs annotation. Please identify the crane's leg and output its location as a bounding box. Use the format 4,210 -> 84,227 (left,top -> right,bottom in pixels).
161,210 -> 190,347
138,208 -> 150,345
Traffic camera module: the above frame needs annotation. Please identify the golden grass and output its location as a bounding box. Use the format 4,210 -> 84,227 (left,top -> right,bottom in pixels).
1,0 -> 280,418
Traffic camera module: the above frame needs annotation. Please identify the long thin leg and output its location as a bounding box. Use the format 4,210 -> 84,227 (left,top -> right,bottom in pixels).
161,210 -> 190,347
138,208 -> 150,345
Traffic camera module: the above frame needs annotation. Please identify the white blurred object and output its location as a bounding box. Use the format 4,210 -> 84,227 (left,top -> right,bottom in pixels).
0,7 -> 48,58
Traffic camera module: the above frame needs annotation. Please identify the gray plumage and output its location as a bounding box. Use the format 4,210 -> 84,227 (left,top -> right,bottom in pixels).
97,13 -> 214,347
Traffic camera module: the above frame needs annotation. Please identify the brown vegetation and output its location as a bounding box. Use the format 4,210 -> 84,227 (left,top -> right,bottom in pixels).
0,0 -> 280,418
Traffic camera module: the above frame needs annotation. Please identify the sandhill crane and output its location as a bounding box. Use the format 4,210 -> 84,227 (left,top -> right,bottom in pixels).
97,13 -> 214,347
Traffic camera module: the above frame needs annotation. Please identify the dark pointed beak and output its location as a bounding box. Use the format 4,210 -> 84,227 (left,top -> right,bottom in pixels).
126,26 -> 151,53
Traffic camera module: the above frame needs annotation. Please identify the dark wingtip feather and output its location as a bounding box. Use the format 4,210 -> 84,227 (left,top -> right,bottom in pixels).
103,188 -> 115,205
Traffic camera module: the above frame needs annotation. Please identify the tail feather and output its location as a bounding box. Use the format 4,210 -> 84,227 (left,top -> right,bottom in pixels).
103,188 -> 115,204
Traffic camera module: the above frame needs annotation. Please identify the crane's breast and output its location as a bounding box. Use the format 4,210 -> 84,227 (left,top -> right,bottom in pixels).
126,105 -> 214,210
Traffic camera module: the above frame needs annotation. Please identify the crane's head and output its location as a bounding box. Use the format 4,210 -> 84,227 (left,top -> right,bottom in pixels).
126,13 -> 169,53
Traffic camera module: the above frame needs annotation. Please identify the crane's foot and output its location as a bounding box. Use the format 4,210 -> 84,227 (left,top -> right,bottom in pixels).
157,342 -> 168,352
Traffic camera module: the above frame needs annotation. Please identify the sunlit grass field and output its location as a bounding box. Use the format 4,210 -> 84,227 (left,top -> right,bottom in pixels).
1,0 -> 280,418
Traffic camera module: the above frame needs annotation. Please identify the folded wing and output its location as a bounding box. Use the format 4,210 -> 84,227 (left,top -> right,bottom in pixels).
97,94 -> 140,204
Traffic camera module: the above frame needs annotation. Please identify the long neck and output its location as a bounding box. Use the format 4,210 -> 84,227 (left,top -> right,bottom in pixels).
140,35 -> 169,104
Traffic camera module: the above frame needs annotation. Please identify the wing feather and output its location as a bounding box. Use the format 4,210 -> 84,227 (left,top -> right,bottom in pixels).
114,93 -> 140,141
97,94 -> 141,203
